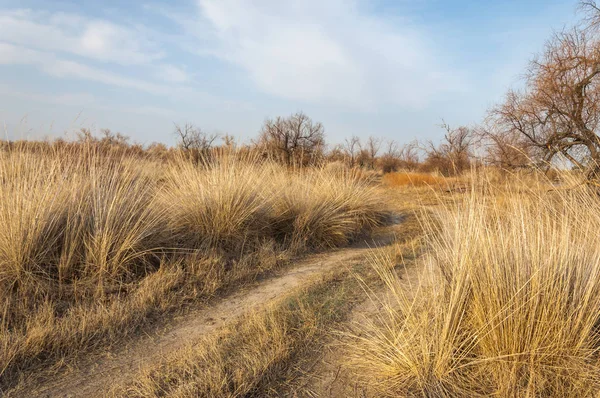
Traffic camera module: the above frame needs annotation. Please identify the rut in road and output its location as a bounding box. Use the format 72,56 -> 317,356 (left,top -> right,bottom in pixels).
23,224 -> 401,398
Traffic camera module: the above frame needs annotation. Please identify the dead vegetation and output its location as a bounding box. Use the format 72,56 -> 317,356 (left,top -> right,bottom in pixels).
4,137 -> 600,397
382,171 -> 455,188
0,143 -> 388,392
112,207 -> 425,398
350,175 -> 600,397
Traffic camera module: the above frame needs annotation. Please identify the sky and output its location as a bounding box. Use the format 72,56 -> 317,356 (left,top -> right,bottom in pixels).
0,0 -> 581,146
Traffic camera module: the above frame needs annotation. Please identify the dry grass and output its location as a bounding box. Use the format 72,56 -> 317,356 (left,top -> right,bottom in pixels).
382,171 -> 453,187
351,176 -> 600,397
277,168 -> 387,251
0,145 -> 388,390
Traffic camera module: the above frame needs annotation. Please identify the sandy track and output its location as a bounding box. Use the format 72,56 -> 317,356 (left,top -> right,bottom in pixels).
24,228 -> 399,398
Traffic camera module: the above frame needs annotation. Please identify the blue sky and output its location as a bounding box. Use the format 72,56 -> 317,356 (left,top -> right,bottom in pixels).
0,0 -> 580,146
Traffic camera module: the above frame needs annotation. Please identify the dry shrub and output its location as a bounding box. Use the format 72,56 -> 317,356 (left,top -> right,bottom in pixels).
352,178 -> 600,397
161,155 -> 386,254
0,149 -> 171,385
0,263 -> 188,386
0,150 -> 167,311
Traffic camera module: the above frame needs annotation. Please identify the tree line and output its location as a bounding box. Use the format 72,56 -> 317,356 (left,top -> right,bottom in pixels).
172,1 -> 600,177
5,1 -> 600,177
165,113 -> 476,176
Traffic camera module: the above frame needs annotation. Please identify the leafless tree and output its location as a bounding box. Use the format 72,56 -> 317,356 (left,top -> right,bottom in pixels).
580,1 -> 600,30
222,134 -> 237,149
75,128 -> 130,148
364,136 -> 381,169
379,139 -> 420,172
380,140 -> 400,173
77,128 -> 95,143
489,14 -> 600,177
100,129 -> 130,147
398,140 -> 420,170
342,135 -> 361,167
174,123 -> 219,164
174,123 -> 219,152
258,112 -> 325,166
423,122 -> 473,175
476,120 -> 534,170
327,144 -> 346,163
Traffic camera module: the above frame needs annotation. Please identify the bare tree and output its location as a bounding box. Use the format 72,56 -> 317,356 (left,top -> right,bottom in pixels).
379,139 -> 420,172
365,136 -> 381,169
580,1 -> 600,30
398,140 -> 420,170
222,134 -> 237,149
380,140 -> 400,173
174,123 -> 219,152
476,120 -> 534,170
489,16 -> 600,177
174,123 -> 219,164
423,122 -> 473,175
258,112 -> 325,166
100,129 -> 130,147
342,135 -> 361,167
77,128 -> 95,143
327,144 -> 346,163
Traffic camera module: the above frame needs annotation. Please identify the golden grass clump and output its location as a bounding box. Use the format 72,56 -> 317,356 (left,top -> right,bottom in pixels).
161,155 -> 277,254
0,144 -> 389,390
352,179 -> 600,397
0,148 -> 171,385
276,168 -> 387,251
0,149 -> 166,303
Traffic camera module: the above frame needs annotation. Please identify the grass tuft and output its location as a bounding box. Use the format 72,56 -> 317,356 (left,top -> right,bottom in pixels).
351,178 -> 600,397
0,145 -> 389,390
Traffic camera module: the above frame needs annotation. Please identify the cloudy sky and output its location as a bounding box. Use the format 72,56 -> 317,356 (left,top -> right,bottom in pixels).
0,0 -> 579,146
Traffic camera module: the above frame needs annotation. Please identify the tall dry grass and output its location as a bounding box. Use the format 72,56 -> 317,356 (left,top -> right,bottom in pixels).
352,177 -> 600,397
0,144 -> 388,389
382,171 -> 452,187
276,168 -> 386,251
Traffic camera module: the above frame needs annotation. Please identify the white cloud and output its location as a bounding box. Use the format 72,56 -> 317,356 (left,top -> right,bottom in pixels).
0,42 -> 254,113
0,43 -> 171,95
0,9 -> 162,65
0,9 -> 206,99
0,83 -> 178,125
157,64 -> 189,83
0,2 -> 466,118
0,83 -> 96,107
195,0 -> 465,109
